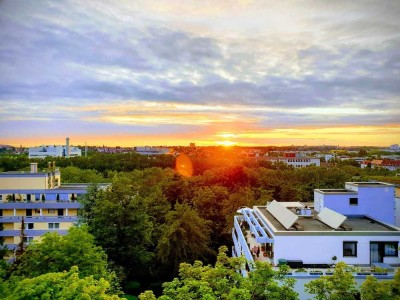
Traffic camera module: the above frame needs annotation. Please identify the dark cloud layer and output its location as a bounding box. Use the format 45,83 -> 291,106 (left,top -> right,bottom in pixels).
0,0 -> 399,132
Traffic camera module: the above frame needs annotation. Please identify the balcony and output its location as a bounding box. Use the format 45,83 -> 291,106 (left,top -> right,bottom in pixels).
0,229 -> 69,237
0,216 -> 79,223
0,202 -> 81,209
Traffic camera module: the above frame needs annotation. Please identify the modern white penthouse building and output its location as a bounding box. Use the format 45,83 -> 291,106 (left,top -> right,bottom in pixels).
232,182 -> 400,274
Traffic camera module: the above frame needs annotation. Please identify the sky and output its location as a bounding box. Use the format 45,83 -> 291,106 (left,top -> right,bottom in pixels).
0,0 -> 399,147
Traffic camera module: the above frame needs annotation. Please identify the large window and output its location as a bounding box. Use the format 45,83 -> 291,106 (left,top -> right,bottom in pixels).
384,242 -> 398,256
23,237 -> 34,243
25,223 -> 34,230
48,223 -> 60,229
349,198 -> 358,206
343,241 -> 357,257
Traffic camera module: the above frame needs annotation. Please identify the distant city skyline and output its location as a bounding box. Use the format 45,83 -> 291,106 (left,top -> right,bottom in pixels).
1,1 -> 399,147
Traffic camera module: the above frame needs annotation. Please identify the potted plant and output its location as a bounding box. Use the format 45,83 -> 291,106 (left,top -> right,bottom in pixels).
331,256 -> 337,266
295,268 -> 308,275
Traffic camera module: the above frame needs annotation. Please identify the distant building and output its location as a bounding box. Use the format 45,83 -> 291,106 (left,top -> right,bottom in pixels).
265,152 -> 320,168
29,138 -> 81,159
381,160 -> 400,171
0,163 -> 107,252
134,146 -> 172,155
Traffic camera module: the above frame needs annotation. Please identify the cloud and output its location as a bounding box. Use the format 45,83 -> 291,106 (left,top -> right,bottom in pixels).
0,0 -> 399,145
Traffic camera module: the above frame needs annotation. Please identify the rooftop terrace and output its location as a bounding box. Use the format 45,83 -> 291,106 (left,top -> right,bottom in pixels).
256,206 -> 398,233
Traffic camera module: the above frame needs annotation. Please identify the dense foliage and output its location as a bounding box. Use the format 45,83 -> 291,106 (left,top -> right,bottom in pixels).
6,266 -> 120,300
0,227 -> 121,299
139,246 -> 298,300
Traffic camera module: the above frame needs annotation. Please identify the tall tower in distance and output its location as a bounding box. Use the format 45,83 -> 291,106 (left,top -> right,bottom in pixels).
66,137 -> 70,158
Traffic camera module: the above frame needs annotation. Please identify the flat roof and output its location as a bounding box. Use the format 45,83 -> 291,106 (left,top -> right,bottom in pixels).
315,189 -> 357,194
256,206 -> 398,232
0,172 -> 49,177
347,182 -> 394,187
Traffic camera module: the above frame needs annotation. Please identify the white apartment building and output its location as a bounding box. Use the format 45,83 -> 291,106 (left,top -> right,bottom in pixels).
29,145 -> 81,159
265,153 -> 320,168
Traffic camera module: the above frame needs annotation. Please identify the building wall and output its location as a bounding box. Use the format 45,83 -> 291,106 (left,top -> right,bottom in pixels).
396,197 -> 400,227
315,185 -> 395,225
0,176 -> 47,190
273,234 -> 400,265
266,157 -> 321,168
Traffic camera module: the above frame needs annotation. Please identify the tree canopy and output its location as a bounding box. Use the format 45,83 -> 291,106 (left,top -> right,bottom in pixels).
139,246 -> 298,300
7,266 -> 120,300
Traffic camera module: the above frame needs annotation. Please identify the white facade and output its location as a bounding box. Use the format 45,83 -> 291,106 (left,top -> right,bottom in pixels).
272,233 -> 400,265
265,157 -> 320,168
134,146 -> 172,155
29,145 -> 81,159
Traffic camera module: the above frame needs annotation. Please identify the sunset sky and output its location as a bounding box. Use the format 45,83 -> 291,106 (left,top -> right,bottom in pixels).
1,1 -> 399,147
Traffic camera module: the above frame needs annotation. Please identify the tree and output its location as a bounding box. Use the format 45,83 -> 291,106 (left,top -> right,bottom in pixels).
358,148 -> 368,157
80,174 -> 154,278
10,226 -> 119,293
7,266 -> 121,299
14,217 -> 26,261
360,268 -> 400,300
360,275 -> 392,300
139,246 -> 298,300
305,262 -> 357,300
156,203 -> 214,273
60,166 -> 108,183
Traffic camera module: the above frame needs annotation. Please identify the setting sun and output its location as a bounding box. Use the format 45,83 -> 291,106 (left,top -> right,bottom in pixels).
216,140 -> 237,147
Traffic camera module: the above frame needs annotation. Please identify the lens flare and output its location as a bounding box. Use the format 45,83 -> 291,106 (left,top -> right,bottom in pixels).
175,153 -> 193,177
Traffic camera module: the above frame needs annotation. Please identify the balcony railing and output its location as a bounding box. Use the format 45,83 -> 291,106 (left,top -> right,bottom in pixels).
0,229 -> 69,237
0,216 -> 79,223
0,202 -> 81,209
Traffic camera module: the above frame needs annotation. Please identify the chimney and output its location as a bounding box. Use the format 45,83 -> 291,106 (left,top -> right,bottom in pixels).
66,137 -> 70,158
30,163 -> 38,174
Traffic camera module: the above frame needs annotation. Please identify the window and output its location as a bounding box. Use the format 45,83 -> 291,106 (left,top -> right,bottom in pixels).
48,223 -> 60,229
384,242 -> 398,256
25,223 -> 34,230
349,197 -> 358,206
23,237 -> 34,243
48,209 -> 55,214
343,241 -> 357,257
